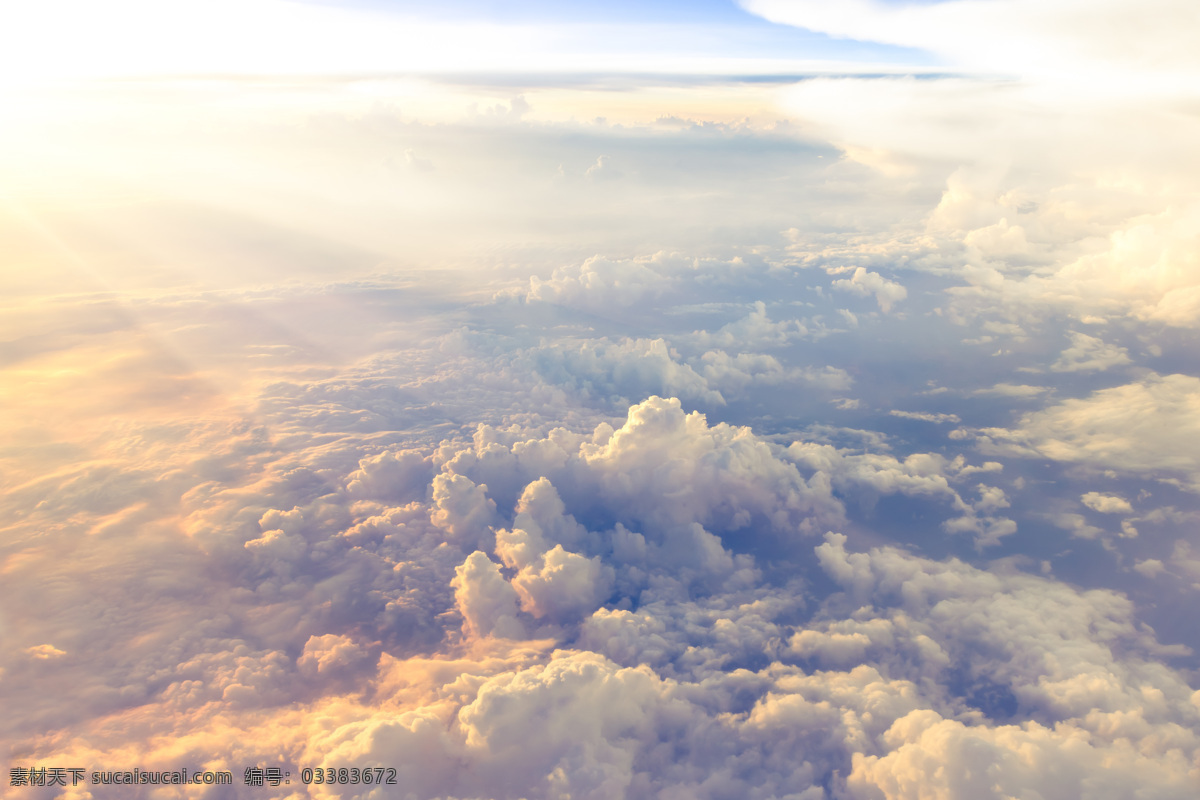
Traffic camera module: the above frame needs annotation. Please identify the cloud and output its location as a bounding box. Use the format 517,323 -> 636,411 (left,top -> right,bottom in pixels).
1134,559 -> 1166,578
526,255 -> 676,310
740,0 -> 1200,80
24,644 -> 67,660
785,442 -> 1014,547
1081,492 -> 1133,514
440,396 -> 844,547
832,267 -> 908,313
977,373 -> 1200,487
584,154 -> 621,181
527,337 -> 727,407
4,9 -> 1200,796
1048,511 -> 1105,540
973,383 -> 1049,397
345,449 -> 435,503
848,709 -> 1200,800
686,301 -> 809,349
889,410 -> 961,424
1050,331 -> 1131,373
452,551 -> 526,640
696,350 -> 852,395
297,634 -> 373,678
6,370 -> 1198,799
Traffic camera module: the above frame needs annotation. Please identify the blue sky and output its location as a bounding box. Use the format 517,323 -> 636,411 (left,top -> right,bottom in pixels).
292,0 -> 941,65
301,0 -> 929,23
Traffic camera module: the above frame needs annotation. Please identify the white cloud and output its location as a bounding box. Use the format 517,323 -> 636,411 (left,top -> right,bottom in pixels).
848,710 -> 1200,800
1081,492 -> 1133,514
4,5 -> 1200,792
686,301 -> 809,349
832,267 -> 908,313
452,551 -> 526,640
973,383 -> 1049,397
695,350 -> 852,395
1134,559 -> 1166,578
1051,331 -> 1131,373
1049,511 -> 1105,540
889,410 -> 961,424
978,373 -> 1200,487
525,255 -> 676,311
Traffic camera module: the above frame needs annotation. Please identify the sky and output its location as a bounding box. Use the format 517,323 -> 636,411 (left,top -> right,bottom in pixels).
2,1 -> 1200,798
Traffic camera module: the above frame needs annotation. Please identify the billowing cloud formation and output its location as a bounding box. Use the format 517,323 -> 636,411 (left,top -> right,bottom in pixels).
3,0 -> 1200,794
7,346 -> 1196,799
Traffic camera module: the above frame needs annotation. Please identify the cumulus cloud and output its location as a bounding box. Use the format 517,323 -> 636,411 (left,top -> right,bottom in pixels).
5,4 -> 1200,795
452,551 -> 526,640
438,396 -> 844,550
785,442 -> 1015,547
6,374 -> 1198,799
527,337 -> 726,407
686,301 -> 809,349
832,267 -> 908,313
526,255 -> 675,311
1081,492 -> 1133,514
328,532 -> 1200,798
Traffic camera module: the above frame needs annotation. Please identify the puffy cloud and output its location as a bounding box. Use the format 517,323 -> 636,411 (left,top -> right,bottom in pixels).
784,443 -> 1017,546
527,337 -> 726,407
832,267 -> 908,313
6,18 -> 1200,796
439,395 -> 845,551
452,551 -> 526,640
345,449 -> 433,503
812,533 -> 1198,727
1081,492 -> 1133,514
526,254 -> 675,311
510,544 -> 614,624
942,202 -> 1200,333
848,710 -> 1200,800
493,479 -> 615,625
431,473 -> 498,550
6,385 -> 1198,800
687,301 -> 809,349
297,634 -> 373,679
575,396 -> 840,536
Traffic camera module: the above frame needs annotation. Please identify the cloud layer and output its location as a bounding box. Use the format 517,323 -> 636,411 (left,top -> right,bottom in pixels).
2,1 -> 1199,797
